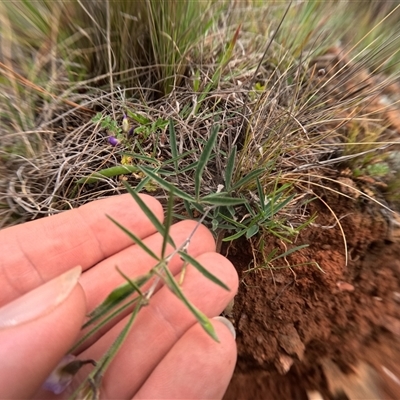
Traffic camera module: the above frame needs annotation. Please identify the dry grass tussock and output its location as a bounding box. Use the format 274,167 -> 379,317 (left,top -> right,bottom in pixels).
1,1 -> 400,233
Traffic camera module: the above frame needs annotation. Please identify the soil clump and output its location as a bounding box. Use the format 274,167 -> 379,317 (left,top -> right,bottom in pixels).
224,191 -> 400,399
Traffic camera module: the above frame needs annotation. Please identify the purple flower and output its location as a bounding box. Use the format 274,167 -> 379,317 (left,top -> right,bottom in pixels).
127,126 -> 135,137
42,355 -> 96,395
108,136 -> 119,146
42,354 -> 75,394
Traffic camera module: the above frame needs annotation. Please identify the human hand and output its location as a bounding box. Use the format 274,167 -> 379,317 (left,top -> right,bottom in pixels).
0,194 -> 238,399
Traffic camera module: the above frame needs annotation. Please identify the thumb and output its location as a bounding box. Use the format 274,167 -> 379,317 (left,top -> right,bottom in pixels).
0,266 -> 86,399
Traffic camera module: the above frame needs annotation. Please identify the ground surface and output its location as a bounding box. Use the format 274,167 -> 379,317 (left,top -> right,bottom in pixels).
223,190 -> 400,400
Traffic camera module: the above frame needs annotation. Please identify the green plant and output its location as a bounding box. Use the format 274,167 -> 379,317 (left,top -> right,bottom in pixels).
64,184 -> 230,399
244,244 -> 321,275
218,181 -> 297,241
131,115 -> 169,141
92,113 -> 122,137
353,162 -> 391,178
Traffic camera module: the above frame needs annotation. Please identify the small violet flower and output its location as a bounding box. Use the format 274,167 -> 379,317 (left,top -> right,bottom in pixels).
108,136 -> 119,146
42,354 -> 96,395
127,126 -> 135,138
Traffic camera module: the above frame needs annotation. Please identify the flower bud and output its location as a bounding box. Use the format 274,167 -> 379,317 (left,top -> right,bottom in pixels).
122,114 -> 129,133
42,355 -> 96,395
108,136 -> 119,146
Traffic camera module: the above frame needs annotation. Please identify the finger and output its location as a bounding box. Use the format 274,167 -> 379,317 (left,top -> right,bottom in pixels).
80,220 -> 216,313
75,221 -> 216,351
79,252 -> 238,399
0,267 -> 86,399
0,194 -> 163,305
134,319 -> 237,400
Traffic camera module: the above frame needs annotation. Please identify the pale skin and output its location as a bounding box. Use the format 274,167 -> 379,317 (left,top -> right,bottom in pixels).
0,194 -> 238,399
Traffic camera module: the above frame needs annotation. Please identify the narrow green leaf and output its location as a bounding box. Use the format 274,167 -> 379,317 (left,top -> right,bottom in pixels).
139,166 -> 195,202
116,267 -> 144,296
178,161 -> 199,174
256,178 -> 265,210
217,223 -> 238,230
162,267 -> 219,342
195,124 -> 219,199
127,110 -> 151,125
223,229 -> 247,241
76,165 -> 139,185
123,181 -> 175,249
184,199 -> 194,218
85,283 -> 135,324
265,248 -> 279,262
89,300 -> 142,382
169,118 -> 179,173
244,200 -> 257,217
200,193 -> 247,206
178,251 -> 230,291
275,182 -> 292,194
135,175 -> 152,193
263,194 -> 295,219
85,273 -> 150,325
107,215 -> 160,261
161,190 -> 174,259
71,295 -> 139,353
217,213 -> 247,228
225,146 -> 237,191
270,244 -> 309,262
231,168 -> 264,191
246,224 -> 259,239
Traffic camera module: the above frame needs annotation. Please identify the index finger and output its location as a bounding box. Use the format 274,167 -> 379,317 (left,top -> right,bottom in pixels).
0,194 -> 163,305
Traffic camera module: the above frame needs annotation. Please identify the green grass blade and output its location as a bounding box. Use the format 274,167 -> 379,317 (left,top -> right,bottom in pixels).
256,178 -> 265,210
71,296 -> 140,353
195,124 -> 219,199
161,190 -> 174,259
264,194 -> 295,219
139,166 -> 195,202
178,161 -> 199,174
107,215 -> 160,261
76,165 -> 139,185
223,229 -> 247,242
126,110 -> 151,125
123,181 -> 175,249
135,175 -> 152,193
225,146 -> 237,191
270,244 -> 309,262
200,193 -> 247,206
217,213 -> 247,229
162,267 -> 219,342
231,168 -> 264,191
183,199 -> 194,218
85,273 -> 151,326
178,251 -> 230,291
116,267 -> 144,296
169,118 -> 179,173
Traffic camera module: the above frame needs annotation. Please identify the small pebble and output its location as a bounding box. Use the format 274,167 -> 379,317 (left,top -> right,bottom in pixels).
393,292 -> 400,303
337,281 -> 355,292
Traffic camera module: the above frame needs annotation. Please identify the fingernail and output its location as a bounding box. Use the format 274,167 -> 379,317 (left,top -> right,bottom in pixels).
214,316 -> 236,339
0,266 -> 82,328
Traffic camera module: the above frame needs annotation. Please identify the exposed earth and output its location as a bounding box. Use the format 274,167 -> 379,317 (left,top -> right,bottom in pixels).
223,189 -> 400,399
